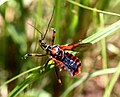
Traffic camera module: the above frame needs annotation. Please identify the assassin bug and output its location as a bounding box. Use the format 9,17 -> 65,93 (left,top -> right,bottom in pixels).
25,7 -> 82,84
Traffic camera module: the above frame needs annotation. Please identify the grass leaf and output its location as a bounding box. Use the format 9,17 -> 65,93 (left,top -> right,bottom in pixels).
81,20 -> 120,44
103,62 -> 120,97
61,67 -> 117,97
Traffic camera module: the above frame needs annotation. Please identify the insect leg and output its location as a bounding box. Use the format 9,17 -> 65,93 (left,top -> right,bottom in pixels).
50,28 -> 56,45
54,62 -> 62,85
45,58 -> 52,68
24,53 -> 47,59
60,43 -> 79,50
40,58 -> 52,72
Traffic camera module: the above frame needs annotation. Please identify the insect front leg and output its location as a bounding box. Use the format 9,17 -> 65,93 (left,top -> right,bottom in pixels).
24,53 -> 47,59
50,28 -> 56,45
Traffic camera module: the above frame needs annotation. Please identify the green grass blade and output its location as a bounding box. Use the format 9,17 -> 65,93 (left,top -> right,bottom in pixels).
103,62 -> 120,97
99,13 -> 108,69
6,63 -> 54,97
8,73 -> 40,97
54,0 -> 63,44
61,67 -> 117,97
81,20 -> 120,44
99,13 -> 109,87
1,66 -> 41,86
1,63 -> 54,97
67,0 -> 120,17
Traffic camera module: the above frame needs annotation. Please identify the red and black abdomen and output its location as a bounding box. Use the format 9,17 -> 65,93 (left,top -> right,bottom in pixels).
62,52 -> 81,76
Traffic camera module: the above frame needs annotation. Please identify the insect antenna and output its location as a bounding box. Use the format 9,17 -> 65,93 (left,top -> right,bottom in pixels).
42,6 -> 55,40
27,22 -> 43,39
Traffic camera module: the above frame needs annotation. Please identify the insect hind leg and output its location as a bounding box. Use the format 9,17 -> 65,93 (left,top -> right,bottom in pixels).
40,58 -> 52,73
60,43 -> 79,50
54,62 -> 62,85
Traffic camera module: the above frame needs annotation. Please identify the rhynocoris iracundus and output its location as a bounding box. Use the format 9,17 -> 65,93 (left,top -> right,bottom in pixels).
25,7 -> 86,84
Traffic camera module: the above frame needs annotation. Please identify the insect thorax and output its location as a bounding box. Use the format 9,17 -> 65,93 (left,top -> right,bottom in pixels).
50,46 -> 64,60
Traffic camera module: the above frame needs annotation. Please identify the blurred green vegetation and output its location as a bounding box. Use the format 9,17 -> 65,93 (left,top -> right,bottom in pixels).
0,0 -> 120,97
